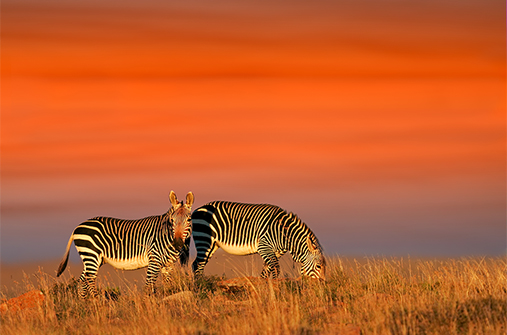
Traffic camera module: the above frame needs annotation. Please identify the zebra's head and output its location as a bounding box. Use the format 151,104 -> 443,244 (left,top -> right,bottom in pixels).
167,190 -> 194,250
301,233 -> 326,280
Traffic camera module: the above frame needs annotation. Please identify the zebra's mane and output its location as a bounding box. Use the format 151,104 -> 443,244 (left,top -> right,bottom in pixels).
286,211 -> 306,226
280,210 -> 311,234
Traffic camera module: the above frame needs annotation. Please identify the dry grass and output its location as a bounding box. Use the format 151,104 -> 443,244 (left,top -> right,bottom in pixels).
1,257 -> 506,335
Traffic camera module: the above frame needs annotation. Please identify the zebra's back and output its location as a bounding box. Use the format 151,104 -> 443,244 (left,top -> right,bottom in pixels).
192,201 -> 285,255
73,215 -> 161,269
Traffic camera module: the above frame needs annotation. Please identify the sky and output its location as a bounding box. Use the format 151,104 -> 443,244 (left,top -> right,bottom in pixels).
1,0 -> 506,264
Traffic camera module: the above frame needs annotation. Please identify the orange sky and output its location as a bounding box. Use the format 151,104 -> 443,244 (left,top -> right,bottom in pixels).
1,0 -> 505,261
2,0 -> 504,78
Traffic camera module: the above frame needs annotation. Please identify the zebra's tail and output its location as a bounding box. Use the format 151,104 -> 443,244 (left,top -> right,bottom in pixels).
56,235 -> 74,277
179,236 -> 191,266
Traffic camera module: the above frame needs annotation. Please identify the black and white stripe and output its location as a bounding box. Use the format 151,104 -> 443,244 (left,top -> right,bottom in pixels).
56,191 -> 194,298
189,201 -> 325,280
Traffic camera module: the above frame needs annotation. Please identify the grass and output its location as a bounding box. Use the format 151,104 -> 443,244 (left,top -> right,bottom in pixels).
1,256 -> 506,334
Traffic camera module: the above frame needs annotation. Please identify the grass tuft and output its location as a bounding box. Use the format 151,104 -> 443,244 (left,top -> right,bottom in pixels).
1,257 -> 506,334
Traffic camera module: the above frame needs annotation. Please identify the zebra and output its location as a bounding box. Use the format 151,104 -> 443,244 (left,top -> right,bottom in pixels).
188,201 -> 325,280
56,191 -> 194,298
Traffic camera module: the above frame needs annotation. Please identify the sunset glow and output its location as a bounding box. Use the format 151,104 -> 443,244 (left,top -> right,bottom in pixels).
1,0 -> 505,262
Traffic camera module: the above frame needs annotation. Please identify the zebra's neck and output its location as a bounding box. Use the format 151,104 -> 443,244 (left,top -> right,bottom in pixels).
157,214 -> 174,243
279,212 -> 309,263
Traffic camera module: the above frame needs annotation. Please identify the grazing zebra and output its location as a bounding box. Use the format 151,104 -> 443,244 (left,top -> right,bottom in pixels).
188,201 -> 325,280
56,191 -> 194,298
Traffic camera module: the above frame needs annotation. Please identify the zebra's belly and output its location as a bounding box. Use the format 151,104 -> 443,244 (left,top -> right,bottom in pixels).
218,242 -> 257,256
104,256 -> 149,270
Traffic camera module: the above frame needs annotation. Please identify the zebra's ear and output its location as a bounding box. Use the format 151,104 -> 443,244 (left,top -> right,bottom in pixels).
169,191 -> 179,207
185,191 -> 194,207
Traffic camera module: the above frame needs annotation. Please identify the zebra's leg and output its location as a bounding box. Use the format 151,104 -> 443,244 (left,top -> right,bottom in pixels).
78,271 -> 99,298
78,272 -> 87,298
145,260 -> 163,294
161,258 -> 178,285
192,242 -> 219,278
77,255 -> 101,298
259,256 -> 281,279
161,264 -> 174,284
258,246 -> 281,279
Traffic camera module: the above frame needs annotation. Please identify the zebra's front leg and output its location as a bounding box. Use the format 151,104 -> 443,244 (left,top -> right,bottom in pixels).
145,261 -> 163,294
192,242 -> 219,279
191,258 -> 207,279
258,250 -> 281,279
161,262 -> 176,285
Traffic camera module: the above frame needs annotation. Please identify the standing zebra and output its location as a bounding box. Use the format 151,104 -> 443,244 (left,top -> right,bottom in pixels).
56,191 -> 194,298
189,201 -> 325,280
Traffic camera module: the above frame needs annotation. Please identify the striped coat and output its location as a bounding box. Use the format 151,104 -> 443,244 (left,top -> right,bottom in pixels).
189,201 -> 325,279
57,191 -> 194,297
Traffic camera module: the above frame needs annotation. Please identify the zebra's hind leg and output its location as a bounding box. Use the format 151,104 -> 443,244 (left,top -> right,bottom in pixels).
78,271 -> 99,298
77,256 -> 101,298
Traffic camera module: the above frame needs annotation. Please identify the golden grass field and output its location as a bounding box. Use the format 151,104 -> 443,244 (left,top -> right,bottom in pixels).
1,255 -> 506,335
